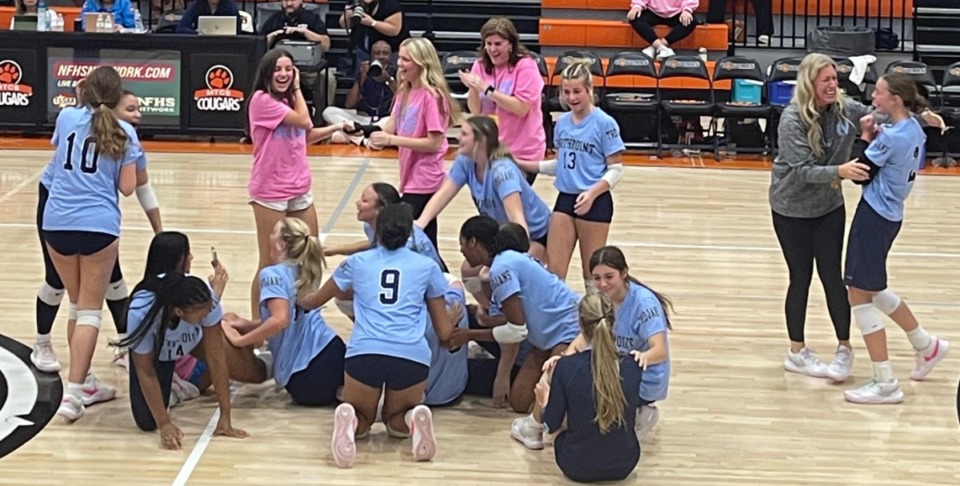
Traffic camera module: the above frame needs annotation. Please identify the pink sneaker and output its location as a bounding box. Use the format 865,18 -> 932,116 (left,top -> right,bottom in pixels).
331,403 -> 358,469
82,374 -> 117,407
407,405 -> 436,462
911,337 -> 950,381
57,394 -> 84,421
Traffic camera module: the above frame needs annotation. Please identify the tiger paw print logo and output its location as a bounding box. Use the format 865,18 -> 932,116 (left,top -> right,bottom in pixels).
194,64 -> 244,112
0,60 -> 33,107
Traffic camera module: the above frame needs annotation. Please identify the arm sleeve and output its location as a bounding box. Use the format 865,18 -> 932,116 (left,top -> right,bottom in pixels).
776,108 -> 840,183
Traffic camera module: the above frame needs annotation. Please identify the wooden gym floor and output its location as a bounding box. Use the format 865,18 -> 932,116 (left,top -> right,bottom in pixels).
0,142 -> 957,485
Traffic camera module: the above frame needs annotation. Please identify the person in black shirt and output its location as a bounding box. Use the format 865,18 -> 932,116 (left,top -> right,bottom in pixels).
338,0 -> 409,69
176,0 -> 240,34
527,293 -> 642,483
322,40 -> 395,145
262,0 -> 330,50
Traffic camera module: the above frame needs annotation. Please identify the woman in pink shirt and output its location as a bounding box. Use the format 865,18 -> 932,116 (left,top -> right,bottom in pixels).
367,37 -> 460,249
628,0 -> 700,60
458,17 -> 546,185
246,49 -> 345,315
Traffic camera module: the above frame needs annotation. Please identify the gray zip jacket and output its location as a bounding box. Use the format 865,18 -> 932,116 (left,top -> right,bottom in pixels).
769,98 -> 873,218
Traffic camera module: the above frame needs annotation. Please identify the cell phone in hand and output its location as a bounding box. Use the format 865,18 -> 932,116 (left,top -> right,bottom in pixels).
211,246 -> 219,267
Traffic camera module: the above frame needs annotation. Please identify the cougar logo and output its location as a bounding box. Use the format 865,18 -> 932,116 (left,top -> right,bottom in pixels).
0,334 -> 61,459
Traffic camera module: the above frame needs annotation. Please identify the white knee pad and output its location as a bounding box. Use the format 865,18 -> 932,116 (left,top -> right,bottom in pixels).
334,297 -> 355,319
852,304 -> 884,336
105,279 -> 128,301
68,302 -> 78,321
492,323 -> 528,344
872,289 -> 901,316
463,276 -> 483,296
76,310 -> 103,329
37,282 -> 64,306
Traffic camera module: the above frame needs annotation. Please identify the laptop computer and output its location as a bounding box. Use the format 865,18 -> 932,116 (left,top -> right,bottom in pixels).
11,15 -> 38,31
198,16 -> 237,36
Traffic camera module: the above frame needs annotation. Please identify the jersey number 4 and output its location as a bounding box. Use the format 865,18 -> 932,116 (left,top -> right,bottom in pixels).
378,269 -> 400,305
63,132 -> 100,174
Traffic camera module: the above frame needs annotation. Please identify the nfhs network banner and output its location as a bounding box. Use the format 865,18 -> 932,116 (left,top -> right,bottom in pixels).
46,48 -> 181,126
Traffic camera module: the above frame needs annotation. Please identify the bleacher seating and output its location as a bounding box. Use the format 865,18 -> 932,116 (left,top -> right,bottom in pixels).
539,20 -> 728,52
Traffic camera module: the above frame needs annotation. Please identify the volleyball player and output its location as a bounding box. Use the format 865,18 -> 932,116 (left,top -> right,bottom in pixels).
423,273 -> 470,407
42,66 -> 140,420
30,86 -> 163,374
842,73 -> 950,404
458,215 -> 580,420
299,204 -> 457,468
515,62 -> 625,291
220,218 -> 346,407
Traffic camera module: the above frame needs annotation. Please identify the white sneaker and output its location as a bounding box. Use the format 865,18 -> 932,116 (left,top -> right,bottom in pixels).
758,35 -> 770,45
171,373 -> 200,402
642,45 -> 657,59
784,348 -> 829,378
656,46 -> 676,60
57,394 -> 84,421
30,341 -> 61,373
112,346 -> 129,369
81,373 -> 117,407
635,404 -> 660,441
510,415 -> 544,450
826,346 -> 854,382
406,405 -> 437,462
844,379 -> 904,404
911,337 -> 949,381
331,403 -> 358,469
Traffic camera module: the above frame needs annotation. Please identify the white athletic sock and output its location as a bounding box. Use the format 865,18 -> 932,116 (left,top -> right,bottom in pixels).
66,382 -> 84,399
36,333 -> 51,344
871,361 -> 895,382
905,327 -> 933,351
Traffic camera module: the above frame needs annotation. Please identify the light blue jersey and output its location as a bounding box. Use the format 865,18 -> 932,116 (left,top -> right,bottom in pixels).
489,250 -> 580,350
333,246 -> 447,366
259,263 -> 339,387
863,117 -> 924,222
424,284 -> 469,406
127,279 -> 223,361
552,107 -> 624,194
42,107 -> 142,236
363,222 -> 444,269
615,282 -> 670,402
447,155 -> 551,241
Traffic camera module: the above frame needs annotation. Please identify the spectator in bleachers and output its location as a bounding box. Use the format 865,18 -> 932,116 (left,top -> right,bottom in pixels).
459,17 -> 545,185
323,40 -> 395,145
263,0 -> 330,50
150,0 -> 185,22
627,0 -> 700,60
175,0 -> 240,34
706,0 -> 773,45
11,0 -> 59,29
339,0 -> 410,72
81,0 -> 137,30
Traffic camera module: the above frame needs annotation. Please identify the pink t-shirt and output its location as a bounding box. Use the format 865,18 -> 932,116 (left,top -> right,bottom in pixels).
247,91 -> 313,201
470,56 -> 546,161
392,87 -> 449,194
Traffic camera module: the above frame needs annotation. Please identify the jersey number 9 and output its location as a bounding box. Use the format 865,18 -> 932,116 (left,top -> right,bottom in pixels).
379,269 -> 400,305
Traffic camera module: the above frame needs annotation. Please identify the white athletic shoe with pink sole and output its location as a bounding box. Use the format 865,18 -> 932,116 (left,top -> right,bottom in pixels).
407,405 -> 436,462
911,337 -> 949,381
331,403 -> 358,469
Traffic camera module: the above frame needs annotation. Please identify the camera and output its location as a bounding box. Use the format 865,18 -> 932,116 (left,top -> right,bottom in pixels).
367,60 -> 384,78
352,1 -> 365,18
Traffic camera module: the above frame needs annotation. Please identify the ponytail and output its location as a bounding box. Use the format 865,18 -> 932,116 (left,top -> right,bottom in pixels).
579,293 -> 627,434
276,217 -> 327,299
114,274 -> 213,354
81,66 -> 127,160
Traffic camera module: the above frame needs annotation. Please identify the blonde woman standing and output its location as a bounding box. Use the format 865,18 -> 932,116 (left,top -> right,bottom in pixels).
366,37 -> 461,250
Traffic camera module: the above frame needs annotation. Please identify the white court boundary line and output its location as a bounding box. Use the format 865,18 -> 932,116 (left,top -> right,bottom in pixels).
0,168 -> 43,206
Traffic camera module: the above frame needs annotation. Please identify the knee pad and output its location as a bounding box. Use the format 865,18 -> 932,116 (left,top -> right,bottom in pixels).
463,276 -> 483,296
334,297 -> 355,319
872,289 -> 901,315
37,282 -> 65,306
105,279 -> 128,301
492,323 -> 528,344
76,309 -> 102,329
852,304 -> 884,336
68,302 -> 78,321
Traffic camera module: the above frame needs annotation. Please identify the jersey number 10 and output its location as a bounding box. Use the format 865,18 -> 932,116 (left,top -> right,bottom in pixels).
63,132 -> 100,174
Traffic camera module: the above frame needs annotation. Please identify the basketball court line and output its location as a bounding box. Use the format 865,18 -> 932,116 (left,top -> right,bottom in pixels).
0,168 -> 43,206
169,160 -> 369,486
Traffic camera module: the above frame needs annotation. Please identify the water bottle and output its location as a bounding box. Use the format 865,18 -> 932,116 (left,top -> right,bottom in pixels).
53,13 -> 64,31
133,6 -> 144,33
96,13 -> 105,32
37,0 -> 48,31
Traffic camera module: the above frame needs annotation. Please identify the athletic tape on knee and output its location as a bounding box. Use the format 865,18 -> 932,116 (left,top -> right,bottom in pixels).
105,279 -> 128,301
37,282 -> 64,306
135,183 -> 160,211
493,323 -> 528,344
334,297 -> 355,318
75,310 -> 103,329
872,289 -> 901,316
463,276 -> 483,296
68,303 -> 78,321
852,304 -> 884,336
